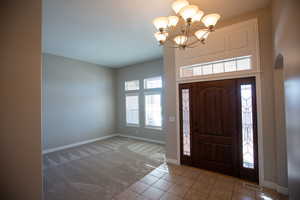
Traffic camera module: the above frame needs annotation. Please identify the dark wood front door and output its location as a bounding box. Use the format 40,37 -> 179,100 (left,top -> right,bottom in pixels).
179,77 -> 258,182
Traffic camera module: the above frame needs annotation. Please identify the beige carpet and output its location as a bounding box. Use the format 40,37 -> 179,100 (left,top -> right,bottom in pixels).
43,136 -> 165,200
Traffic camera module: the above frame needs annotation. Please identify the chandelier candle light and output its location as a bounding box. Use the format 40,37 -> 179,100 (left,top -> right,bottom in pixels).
153,0 -> 221,49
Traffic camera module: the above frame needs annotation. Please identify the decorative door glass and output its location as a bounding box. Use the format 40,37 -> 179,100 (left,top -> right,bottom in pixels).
182,89 -> 191,156
240,84 -> 254,169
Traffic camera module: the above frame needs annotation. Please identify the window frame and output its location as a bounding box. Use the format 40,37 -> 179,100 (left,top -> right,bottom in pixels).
124,79 -> 140,91
125,93 -> 140,127
144,76 -> 163,90
236,77 -> 259,182
179,56 -> 253,80
123,76 -> 164,130
144,90 -> 163,130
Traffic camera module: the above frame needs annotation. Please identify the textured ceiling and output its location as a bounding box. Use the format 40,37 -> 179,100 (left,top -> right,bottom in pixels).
43,0 -> 271,68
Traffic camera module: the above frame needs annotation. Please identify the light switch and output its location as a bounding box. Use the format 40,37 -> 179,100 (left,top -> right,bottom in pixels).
168,116 -> 175,122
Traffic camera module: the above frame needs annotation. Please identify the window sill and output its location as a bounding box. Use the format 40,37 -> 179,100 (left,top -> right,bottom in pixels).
145,126 -> 163,131
126,124 -> 140,128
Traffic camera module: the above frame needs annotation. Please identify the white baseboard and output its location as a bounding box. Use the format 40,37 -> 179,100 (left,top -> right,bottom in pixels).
42,134 -> 118,154
262,180 -> 288,195
276,185 -> 289,195
262,180 -> 277,190
117,134 -> 165,145
166,158 -> 180,165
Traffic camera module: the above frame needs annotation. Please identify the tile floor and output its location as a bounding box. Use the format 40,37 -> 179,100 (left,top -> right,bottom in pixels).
113,163 -> 288,200
43,137 -> 287,200
43,137 -> 165,200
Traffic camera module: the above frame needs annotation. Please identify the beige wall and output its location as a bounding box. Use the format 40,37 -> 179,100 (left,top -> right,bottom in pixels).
164,7 -> 288,188
273,68 -> 288,188
272,0 -> 300,198
0,1 -> 43,199
163,47 -> 177,160
43,53 -> 117,150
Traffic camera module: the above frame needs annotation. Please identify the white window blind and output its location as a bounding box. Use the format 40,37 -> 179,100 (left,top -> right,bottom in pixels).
145,93 -> 162,127
125,80 -> 139,91
144,76 -> 162,89
125,95 -> 139,125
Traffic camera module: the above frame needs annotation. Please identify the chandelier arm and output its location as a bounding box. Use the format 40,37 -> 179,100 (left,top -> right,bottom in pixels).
160,36 -> 179,48
180,20 -> 185,34
187,45 -> 201,49
184,23 -> 187,36
185,28 -> 210,47
164,35 -> 174,43
162,44 -> 181,49
186,37 -> 202,46
185,23 -> 191,46
204,30 -> 210,37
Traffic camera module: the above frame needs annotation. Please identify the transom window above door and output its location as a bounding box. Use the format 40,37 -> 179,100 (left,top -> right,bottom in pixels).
180,56 -> 252,78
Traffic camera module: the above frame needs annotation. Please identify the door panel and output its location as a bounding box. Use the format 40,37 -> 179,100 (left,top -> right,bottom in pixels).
179,77 -> 258,182
191,79 -> 238,176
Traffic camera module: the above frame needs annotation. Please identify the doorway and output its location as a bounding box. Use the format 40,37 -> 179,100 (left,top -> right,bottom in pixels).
179,77 -> 258,182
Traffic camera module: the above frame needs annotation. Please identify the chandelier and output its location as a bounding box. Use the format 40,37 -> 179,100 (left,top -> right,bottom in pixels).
152,0 -> 221,50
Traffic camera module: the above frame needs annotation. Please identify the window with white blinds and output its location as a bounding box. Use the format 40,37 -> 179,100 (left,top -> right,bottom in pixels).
145,93 -> 162,128
125,94 -> 139,125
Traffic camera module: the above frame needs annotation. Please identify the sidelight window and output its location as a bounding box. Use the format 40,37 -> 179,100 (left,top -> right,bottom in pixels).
181,89 -> 191,156
240,84 -> 254,169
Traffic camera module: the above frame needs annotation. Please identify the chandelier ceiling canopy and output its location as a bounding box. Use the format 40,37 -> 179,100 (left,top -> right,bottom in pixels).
152,0 -> 221,50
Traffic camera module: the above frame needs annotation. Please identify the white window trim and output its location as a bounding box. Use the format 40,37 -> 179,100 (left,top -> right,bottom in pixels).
144,90 -> 163,129
125,93 -> 140,127
178,56 -> 257,82
126,124 -> 140,128
144,76 -> 163,90
125,80 -> 140,91
145,126 -> 163,131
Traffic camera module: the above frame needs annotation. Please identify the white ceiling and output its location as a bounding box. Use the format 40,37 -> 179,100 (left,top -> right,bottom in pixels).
43,0 -> 271,68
